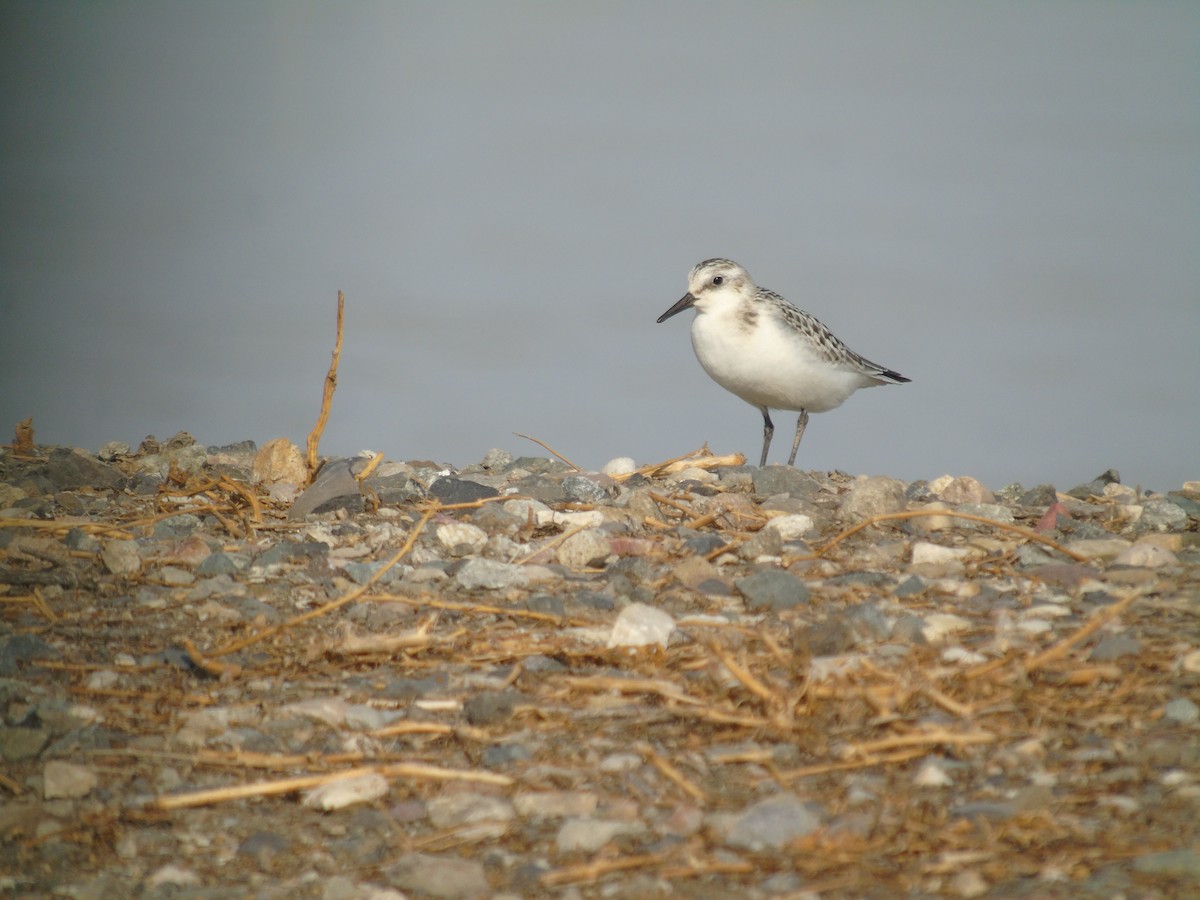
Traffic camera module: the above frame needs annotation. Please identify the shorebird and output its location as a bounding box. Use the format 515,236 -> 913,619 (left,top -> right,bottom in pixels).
657,258 -> 910,467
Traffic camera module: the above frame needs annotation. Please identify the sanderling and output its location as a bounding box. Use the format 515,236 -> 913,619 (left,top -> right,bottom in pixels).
657,258 -> 910,467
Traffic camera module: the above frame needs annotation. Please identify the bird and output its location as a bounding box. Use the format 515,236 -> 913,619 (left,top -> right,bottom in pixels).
657,258 -> 910,467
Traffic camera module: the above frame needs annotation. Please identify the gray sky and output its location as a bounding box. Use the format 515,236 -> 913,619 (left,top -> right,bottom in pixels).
2,1 -> 1197,490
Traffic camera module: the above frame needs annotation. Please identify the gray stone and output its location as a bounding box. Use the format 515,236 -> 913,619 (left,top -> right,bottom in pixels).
840,476 -> 907,521
289,458 -> 364,519
0,633 -> 57,675
463,692 -> 518,726
426,792 -> 515,828
45,448 -> 125,491
725,794 -> 823,850
735,570 -> 810,611
1136,499 -> 1188,532
152,514 -> 202,539
1019,484 -> 1058,507
428,477 -> 499,503
1163,697 -> 1199,724
511,474 -> 565,502
562,475 -> 609,503
1090,635 -> 1141,662
752,467 -> 821,498
101,539 -> 142,576
555,818 -> 645,853
556,528 -> 612,568
43,760 -> 99,799
384,852 -> 489,899
1132,849 -> 1200,880
1066,468 -> 1120,499
0,726 -> 51,761
455,558 -> 540,590
196,551 -> 246,577
739,526 -> 782,560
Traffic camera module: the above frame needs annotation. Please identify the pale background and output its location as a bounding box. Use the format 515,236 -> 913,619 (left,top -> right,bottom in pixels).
2,1 -> 1197,491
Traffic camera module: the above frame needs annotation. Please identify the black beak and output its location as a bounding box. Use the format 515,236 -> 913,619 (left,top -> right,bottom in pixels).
657,292 -> 696,323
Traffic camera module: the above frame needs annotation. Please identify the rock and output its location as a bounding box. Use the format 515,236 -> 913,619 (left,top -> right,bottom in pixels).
1132,849 -> 1200,880
724,794 -> 823,850
43,760 -> 98,799
1163,697 -> 1199,724
436,522 -> 488,555
765,513 -> 815,540
463,692 -> 517,726
911,542 -> 969,566
512,791 -> 598,820
752,467 -> 820,498
739,526 -> 783,560
556,528 -> 612,568
100,539 -> 142,576
384,853 -> 490,899
1089,635 -> 1141,661
454,558 -> 549,590
735,570 -> 809,611
252,437 -> 307,485
0,726 -> 51,761
555,818 -> 645,853
1136,499 -> 1189,533
303,773 -> 389,810
289,458 -> 364,519
1066,538 -> 1131,561
562,474 -> 609,503
840,476 -> 907,520
426,792 -> 515,828
929,475 -> 995,505
608,602 -> 675,648
428,477 -> 499,503
45,448 -> 125,491
1113,543 -> 1178,568
602,457 -> 636,476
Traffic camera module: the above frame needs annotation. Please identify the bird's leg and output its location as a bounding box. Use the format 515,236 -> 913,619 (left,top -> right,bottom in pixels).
786,409 -> 809,467
759,407 -> 774,468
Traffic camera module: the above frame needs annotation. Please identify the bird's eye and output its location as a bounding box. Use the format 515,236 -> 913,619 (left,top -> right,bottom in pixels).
712,275 -> 724,286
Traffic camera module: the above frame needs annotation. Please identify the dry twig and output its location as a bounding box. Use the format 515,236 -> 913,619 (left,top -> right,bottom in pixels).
306,290 -> 345,482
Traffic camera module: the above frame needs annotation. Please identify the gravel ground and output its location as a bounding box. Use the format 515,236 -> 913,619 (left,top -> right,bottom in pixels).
1,433 -> 1198,899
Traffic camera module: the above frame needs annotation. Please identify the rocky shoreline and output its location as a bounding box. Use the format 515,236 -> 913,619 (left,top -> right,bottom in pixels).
1,433 -> 1198,898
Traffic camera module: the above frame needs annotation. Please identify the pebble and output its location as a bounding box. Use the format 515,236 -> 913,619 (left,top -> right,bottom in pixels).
723,794 -> 823,850
608,602 -> 676,648
303,773 -> 389,810
555,817 -> 645,853
384,853 -> 489,899
929,474 -> 995,505
555,528 -> 612,568
764,513 -> 815,540
840,475 -> 908,520
1163,698 -> 1199,724
454,558 -> 551,590
100,539 -> 142,576
734,569 -> 810,610
42,760 -> 98,799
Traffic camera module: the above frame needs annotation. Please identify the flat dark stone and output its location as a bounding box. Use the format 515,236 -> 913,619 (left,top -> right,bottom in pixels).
44,448 -> 125,491
735,569 -> 810,611
428,477 -> 499,503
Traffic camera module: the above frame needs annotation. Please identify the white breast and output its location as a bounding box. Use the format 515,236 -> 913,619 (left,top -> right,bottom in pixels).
689,303 -> 878,413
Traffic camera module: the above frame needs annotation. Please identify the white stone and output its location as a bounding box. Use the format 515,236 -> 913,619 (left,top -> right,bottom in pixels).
555,818 -> 645,853
436,522 -> 488,553
601,457 -> 637,476
608,602 -> 676,648
1066,538 -> 1133,561
913,759 -> 954,787
536,509 -> 606,528
101,539 -> 142,576
303,773 -> 389,810
765,513 -> 815,541
911,542 -> 969,566
43,761 -> 98,799
1113,543 -> 1179,568
922,614 -> 971,642
556,528 -> 613,569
